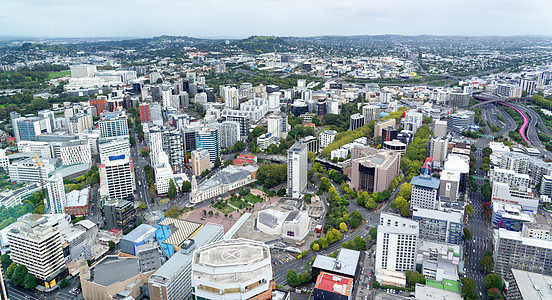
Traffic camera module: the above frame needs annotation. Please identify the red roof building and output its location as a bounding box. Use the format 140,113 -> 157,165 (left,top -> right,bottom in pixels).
313,272 -> 353,300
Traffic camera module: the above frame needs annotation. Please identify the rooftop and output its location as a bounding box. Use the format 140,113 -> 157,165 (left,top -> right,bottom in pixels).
425,279 -> 461,293
149,223 -> 223,283
411,175 -> 441,189
121,224 -> 156,243
415,283 -> 462,300
314,272 -> 352,296
156,217 -> 202,248
511,269 -> 552,299
93,257 -> 140,286
312,248 -> 360,277
65,188 -> 89,207
194,238 -> 269,268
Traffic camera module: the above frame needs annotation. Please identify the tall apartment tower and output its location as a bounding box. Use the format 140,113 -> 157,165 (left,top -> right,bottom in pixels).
98,112 -> 129,138
376,213 -> 419,272
363,105 -> 381,123
287,142 -> 308,198
267,114 -> 283,139
350,113 -> 365,130
428,136 -> 449,167
7,214 -> 67,286
47,173 -> 66,214
196,127 -> 220,163
99,154 -> 136,201
222,86 -> 240,109
191,149 -> 211,177
433,120 -> 448,137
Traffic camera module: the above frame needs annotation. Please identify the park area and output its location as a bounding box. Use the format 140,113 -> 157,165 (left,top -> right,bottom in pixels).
183,188 -> 282,232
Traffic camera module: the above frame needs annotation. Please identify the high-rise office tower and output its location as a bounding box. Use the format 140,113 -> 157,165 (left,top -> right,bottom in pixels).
98,112 -> 129,138
376,213 -> 419,272
287,142 -> 308,198
99,154 -> 136,201
196,128 -> 220,163
47,173 -> 66,214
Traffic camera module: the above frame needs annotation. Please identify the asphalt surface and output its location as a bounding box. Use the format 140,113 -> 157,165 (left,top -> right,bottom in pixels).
464,137 -> 494,300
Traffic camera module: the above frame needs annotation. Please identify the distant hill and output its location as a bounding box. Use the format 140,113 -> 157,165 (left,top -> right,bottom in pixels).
232,36 -> 289,54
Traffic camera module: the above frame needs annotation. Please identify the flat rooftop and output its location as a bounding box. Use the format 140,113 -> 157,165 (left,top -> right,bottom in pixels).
315,272 -> 352,296
195,239 -> 268,268
511,269 -> 552,299
93,257 -> 140,286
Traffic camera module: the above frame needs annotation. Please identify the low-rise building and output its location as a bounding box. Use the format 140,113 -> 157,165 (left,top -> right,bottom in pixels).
190,165 -> 257,204
191,149 -> 210,177
103,198 -> 136,231
313,272 -> 353,300
64,188 -> 90,217
508,269 -> 552,300
492,202 -> 534,231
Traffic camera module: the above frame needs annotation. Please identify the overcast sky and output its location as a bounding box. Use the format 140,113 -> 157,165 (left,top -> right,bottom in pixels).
1,0 -> 551,38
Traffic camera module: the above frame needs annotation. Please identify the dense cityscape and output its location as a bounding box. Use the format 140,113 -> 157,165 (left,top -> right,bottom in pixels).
0,30 -> 551,300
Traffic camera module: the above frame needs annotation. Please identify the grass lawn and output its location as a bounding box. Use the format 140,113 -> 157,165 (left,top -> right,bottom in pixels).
48,70 -> 70,79
230,198 -> 247,209
216,204 -> 235,215
159,198 -> 169,205
245,194 -> 263,204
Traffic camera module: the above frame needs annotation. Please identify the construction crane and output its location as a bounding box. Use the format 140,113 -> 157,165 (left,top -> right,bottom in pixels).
34,155 -> 43,167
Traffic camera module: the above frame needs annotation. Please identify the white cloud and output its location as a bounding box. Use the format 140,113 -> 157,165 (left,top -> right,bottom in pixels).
0,0 -> 550,37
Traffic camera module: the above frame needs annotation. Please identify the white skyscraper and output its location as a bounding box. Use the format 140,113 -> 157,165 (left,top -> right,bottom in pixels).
287,142 -> 308,198
47,173 -> 66,214
376,213 -> 419,273
267,114 -> 283,139
222,86 -> 240,109
268,92 -> 280,110
99,154 -> 136,201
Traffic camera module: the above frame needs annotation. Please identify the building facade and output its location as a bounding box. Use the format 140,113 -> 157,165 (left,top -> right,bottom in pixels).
376,213 -> 419,273
47,173 -> 66,214
287,142 -> 308,198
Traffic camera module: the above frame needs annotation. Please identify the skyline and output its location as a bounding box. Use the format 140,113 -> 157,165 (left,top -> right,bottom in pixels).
1,0 -> 551,38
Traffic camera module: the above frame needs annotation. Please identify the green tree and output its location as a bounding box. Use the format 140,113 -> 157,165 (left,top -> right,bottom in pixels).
479,255 -> 494,273
182,181 -> 192,192
400,205 -> 412,217
224,159 -> 233,167
59,278 -> 70,288
12,264 -> 28,287
480,164 -> 490,172
286,269 -> 300,287
405,270 -> 426,287
461,277 -> 478,300
463,228 -> 473,241
369,227 -> 377,240
299,272 -> 311,284
308,151 -> 316,163
465,204 -> 475,216
108,241 -> 116,251
320,177 -> 332,192
423,116 -> 433,124
339,222 -> 347,232
168,179 -> 177,199
141,147 -> 150,157
214,157 -> 222,168
312,243 -> 320,251
5,263 -> 15,278
391,196 -> 408,211
481,182 -> 492,201
0,254 -> 12,270
23,273 -> 38,290
138,202 -> 147,210
484,273 -> 504,290
398,182 -> 412,200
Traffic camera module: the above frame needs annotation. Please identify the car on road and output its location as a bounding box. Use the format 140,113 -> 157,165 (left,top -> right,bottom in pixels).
473,249 -> 476,253
473,266 -> 476,270
365,226 -> 370,229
